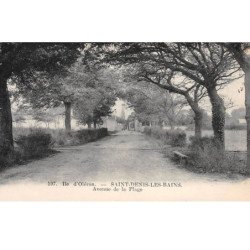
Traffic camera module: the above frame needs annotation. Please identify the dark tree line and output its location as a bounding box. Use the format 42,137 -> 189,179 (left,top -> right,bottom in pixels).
98,43 -> 241,150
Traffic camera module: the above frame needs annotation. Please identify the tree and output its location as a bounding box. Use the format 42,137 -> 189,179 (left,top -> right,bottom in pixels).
14,71 -> 73,131
15,62 -> 93,132
225,43 -> 250,172
104,43 -> 240,148
73,68 -> 118,128
124,83 -> 186,128
102,44 -> 207,138
74,83 -> 117,129
155,43 -> 241,148
31,109 -> 55,128
0,43 -> 81,157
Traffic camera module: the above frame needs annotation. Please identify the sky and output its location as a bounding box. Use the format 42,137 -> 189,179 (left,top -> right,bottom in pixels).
112,99 -> 133,119
220,78 -> 245,110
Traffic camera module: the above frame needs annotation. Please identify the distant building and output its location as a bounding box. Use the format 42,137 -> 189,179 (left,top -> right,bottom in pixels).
101,116 -> 120,131
127,118 -> 142,131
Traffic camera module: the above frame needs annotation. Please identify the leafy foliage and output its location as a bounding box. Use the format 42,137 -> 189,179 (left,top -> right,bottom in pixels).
186,136 -> 246,173
73,68 -> 118,127
1,43 -> 82,78
143,126 -> 187,147
124,82 -> 187,127
51,128 -> 108,146
15,131 -> 53,159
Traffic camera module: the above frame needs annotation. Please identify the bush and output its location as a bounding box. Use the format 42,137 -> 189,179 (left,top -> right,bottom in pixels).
76,128 -> 108,143
168,130 -> 186,147
0,156 -> 10,169
0,151 -> 22,170
143,126 -> 152,136
0,128 -> 109,170
189,136 -> 221,151
151,127 -> 166,140
187,136 -> 222,172
15,131 -> 53,159
52,128 -> 109,146
76,129 -> 96,143
96,128 -> 109,138
186,136 -> 246,173
143,126 -> 186,147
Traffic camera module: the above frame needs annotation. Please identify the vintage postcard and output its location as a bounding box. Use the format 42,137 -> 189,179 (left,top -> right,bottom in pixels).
0,42 -> 249,200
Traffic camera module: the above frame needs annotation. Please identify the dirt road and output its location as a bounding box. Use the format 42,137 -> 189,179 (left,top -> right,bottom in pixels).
0,131 -> 243,185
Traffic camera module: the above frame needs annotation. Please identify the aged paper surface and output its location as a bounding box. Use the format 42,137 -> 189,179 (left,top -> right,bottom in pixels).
0,42 -> 249,201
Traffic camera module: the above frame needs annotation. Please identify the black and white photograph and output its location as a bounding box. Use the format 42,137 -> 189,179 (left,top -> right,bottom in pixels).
1,1 -> 250,250
0,42 -> 249,200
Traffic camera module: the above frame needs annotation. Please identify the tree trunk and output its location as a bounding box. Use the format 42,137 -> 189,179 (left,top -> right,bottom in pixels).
194,110 -> 203,138
0,74 -> 14,157
87,122 -> 91,129
158,119 -> 163,128
185,93 -> 203,138
169,122 -> 174,130
168,119 -> 174,130
64,102 -> 72,132
93,121 -> 97,129
207,88 -> 226,149
245,62 -> 250,173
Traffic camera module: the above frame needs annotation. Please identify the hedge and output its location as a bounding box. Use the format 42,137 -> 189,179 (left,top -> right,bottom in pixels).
143,126 -> 186,147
